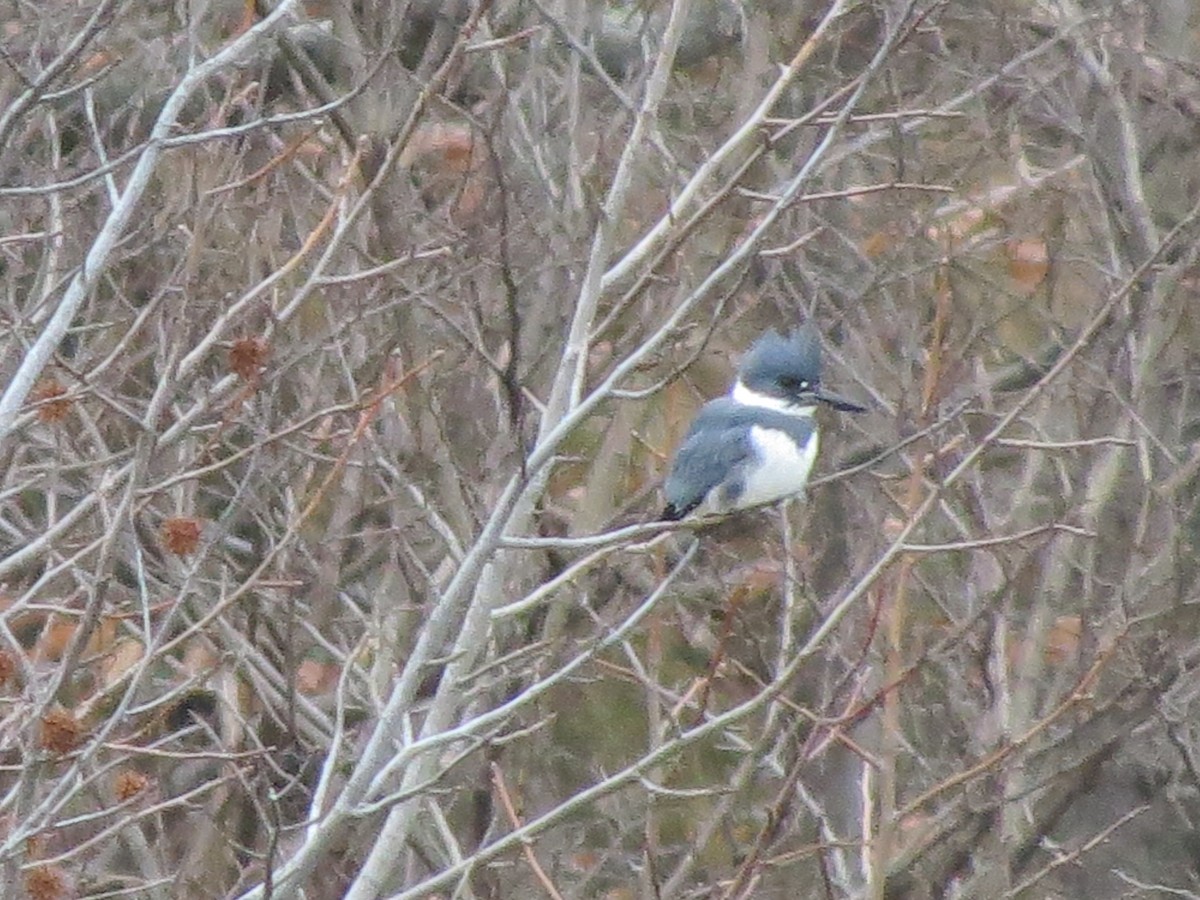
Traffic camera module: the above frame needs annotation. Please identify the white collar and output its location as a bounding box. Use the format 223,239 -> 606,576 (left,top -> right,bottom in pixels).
731,381 -> 816,418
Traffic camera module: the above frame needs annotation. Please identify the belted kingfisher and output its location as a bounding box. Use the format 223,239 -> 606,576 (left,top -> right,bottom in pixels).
661,325 -> 865,521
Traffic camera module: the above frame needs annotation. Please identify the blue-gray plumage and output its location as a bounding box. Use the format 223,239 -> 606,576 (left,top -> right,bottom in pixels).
661,326 -> 864,521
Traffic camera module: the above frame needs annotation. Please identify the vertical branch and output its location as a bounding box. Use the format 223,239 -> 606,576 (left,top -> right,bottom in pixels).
870,249 -> 951,897
643,603 -> 664,899
563,0 -> 586,212
778,503 -> 800,677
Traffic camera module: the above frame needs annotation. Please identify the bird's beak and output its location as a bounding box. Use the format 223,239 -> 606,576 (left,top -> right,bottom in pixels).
815,389 -> 867,413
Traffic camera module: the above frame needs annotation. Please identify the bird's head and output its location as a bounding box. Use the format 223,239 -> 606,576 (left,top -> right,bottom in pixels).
733,325 -> 866,414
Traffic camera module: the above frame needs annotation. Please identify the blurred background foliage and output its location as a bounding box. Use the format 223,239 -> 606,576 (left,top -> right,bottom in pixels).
3,0 -> 1200,897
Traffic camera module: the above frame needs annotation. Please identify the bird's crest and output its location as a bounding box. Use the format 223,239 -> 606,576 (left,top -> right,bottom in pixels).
738,323 -> 822,385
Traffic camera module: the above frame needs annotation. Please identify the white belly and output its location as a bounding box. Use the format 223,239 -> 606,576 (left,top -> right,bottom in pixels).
735,426 -> 819,510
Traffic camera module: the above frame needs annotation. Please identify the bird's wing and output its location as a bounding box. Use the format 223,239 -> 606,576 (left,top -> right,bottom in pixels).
662,404 -> 754,519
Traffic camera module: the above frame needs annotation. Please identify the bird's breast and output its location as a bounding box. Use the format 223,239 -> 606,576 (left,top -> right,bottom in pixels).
736,425 -> 820,509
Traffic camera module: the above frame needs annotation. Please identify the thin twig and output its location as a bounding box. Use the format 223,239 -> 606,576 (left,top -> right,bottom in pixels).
490,762 -> 566,900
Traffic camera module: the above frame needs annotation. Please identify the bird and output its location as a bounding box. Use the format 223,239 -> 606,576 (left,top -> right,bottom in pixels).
661,325 -> 865,521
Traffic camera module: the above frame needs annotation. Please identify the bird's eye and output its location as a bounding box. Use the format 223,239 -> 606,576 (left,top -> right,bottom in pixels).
780,377 -> 809,392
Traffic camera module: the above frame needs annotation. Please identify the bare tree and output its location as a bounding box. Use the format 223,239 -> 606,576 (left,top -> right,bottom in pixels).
3,0 -> 1200,898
